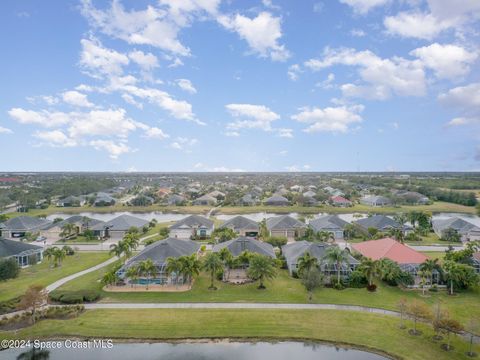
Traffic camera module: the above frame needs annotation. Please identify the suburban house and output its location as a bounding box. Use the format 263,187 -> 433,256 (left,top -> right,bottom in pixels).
392,190 -> 429,205
330,195 -> 352,207
40,216 -> 104,241
264,194 -> 290,206
169,215 -> 214,239
213,237 -> 275,283
237,193 -> 257,206
360,195 -> 392,207
282,241 -> 359,279
302,195 -> 318,207
309,215 -> 349,240
472,252 -> 480,274
117,237 -> 200,286
303,190 -> 316,198
266,215 -> 306,241
193,194 -> 217,206
0,216 -> 51,239
207,190 -> 226,200
432,217 -> 480,242
351,238 -> 430,284
55,195 -> 86,207
213,237 -> 275,258
219,216 -> 260,237
156,188 -> 172,199
93,192 -> 116,206
167,194 -> 186,206
0,237 -> 43,267
91,214 -> 149,240
354,215 -> 413,235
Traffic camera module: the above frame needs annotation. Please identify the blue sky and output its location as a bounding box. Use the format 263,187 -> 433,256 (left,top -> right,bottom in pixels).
1,0 -> 479,172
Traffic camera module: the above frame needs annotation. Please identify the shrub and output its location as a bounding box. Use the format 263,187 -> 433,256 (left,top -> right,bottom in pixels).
367,284 -> 377,292
62,245 -> 75,256
348,270 -> 368,288
200,245 -> 206,252
0,258 -> 20,281
49,290 -> 101,304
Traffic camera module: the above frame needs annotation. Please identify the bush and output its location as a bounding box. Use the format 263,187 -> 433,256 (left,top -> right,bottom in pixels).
0,258 -> 20,281
265,236 -> 288,248
200,245 -> 206,252
49,290 -> 101,304
347,270 -> 368,288
367,284 -> 377,292
62,245 -> 75,256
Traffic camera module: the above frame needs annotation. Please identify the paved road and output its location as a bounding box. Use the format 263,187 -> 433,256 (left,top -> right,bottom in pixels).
408,245 -> 463,252
45,256 -> 118,292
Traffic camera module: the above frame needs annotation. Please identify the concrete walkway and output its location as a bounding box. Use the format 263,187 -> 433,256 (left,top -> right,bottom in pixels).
83,302 -> 399,316
45,256 -> 118,292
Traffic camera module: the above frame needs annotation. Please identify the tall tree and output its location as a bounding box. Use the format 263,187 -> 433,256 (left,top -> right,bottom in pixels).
323,246 -> 349,287
138,259 -> 156,290
247,254 -> 277,289
165,257 -> 183,287
296,252 -> 318,277
301,267 -> 323,301
202,252 -> 223,290
179,254 -> 201,284
358,258 -> 380,290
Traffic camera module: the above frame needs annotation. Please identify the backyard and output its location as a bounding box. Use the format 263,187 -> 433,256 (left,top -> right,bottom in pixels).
53,264 -> 480,325
0,252 -> 111,302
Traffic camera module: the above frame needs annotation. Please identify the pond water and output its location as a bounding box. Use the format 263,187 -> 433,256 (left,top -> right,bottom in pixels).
46,210 -> 480,226
3,341 -> 390,360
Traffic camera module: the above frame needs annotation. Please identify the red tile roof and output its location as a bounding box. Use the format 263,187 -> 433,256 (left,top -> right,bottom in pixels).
330,195 -> 351,203
351,237 -> 427,264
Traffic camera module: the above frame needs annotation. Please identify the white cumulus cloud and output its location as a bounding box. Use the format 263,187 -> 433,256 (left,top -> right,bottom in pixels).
291,104 -> 364,133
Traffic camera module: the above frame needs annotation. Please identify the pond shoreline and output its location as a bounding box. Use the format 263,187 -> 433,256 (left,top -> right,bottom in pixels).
0,337 -> 397,360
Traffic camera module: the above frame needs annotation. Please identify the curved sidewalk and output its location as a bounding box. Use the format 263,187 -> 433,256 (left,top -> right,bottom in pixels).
45,256 -> 118,293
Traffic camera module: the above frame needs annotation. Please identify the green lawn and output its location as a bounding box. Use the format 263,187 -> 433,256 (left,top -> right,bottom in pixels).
55,266 -> 480,325
421,251 -> 447,261
1,309 -> 477,360
405,232 -> 460,246
0,252 -> 111,302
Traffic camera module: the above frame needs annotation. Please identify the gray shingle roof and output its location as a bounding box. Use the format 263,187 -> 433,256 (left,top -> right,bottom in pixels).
266,215 -> 305,230
354,215 -> 409,231
219,216 -> 259,231
309,215 -> 349,232
282,240 -> 359,267
44,216 -> 104,230
432,217 -> 480,234
1,216 -> 51,231
264,195 -> 290,205
0,238 -> 43,258
123,237 -> 200,269
213,237 -> 275,258
91,214 -> 148,231
170,215 -> 214,230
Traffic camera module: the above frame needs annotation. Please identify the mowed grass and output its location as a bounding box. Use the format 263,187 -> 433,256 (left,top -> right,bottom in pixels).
0,252 -> 111,302
55,266 -> 480,325
2,309 -> 477,360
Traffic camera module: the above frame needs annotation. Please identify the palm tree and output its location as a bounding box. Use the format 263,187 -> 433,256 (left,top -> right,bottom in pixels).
60,223 -> 75,240
218,248 -> 234,281
420,258 -> 442,286
109,242 -> 124,261
388,228 -> 405,243
126,265 -> 139,288
165,257 -> 183,287
317,231 -> 335,243
102,271 -> 118,288
296,252 -> 318,277
179,254 -> 201,285
247,254 -> 277,289
323,246 -> 349,286
203,252 -> 223,290
138,259 -> 156,290
123,232 -> 140,252
43,247 -> 55,266
358,258 -> 380,289
236,250 -> 252,268
52,247 -> 66,267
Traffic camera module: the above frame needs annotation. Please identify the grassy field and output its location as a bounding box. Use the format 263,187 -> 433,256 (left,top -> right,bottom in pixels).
405,232 -> 460,246
55,266 -> 480,325
6,201 -> 477,219
0,252 -> 111,302
1,309 -> 477,359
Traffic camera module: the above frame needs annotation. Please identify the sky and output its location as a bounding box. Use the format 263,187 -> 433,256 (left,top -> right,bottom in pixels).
0,0 -> 479,172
